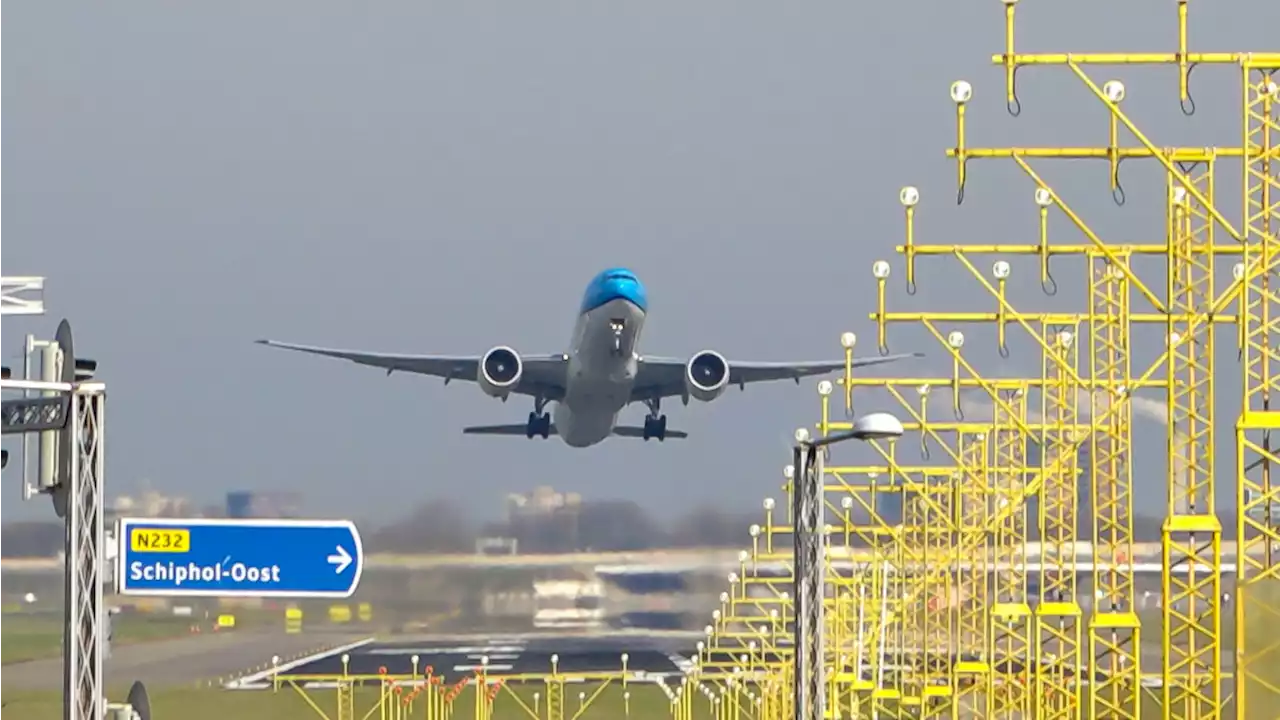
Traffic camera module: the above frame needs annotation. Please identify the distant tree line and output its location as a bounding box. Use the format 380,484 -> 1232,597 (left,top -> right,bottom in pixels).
0,501 -> 1182,557
1,522 -> 64,558
367,498 -> 763,554
329,499 -> 1182,555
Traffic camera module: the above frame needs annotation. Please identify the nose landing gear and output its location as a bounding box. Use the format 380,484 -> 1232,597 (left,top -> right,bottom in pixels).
610,319 -> 626,355
642,398 -> 667,441
525,397 -> 551,439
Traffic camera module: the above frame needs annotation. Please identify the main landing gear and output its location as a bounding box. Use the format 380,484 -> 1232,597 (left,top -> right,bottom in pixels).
643,399 -> 667,441
526,397 -> 551,439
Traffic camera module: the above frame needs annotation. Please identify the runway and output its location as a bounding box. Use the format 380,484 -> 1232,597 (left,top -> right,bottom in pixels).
224,631 -> 1231,691
233,633 -> 700,688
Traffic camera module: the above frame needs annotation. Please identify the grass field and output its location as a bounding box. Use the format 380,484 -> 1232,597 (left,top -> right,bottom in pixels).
1,613 -> 204,665
1,605 -> 296,666
1,683 -> 707,720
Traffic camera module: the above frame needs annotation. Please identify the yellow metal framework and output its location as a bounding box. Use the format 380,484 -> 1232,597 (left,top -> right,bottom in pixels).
1036,325 -> 1083,720
689,3 -> 1272,719
991,388 -> 1033,719
1237,59 -> 1280,719
954,430 -> 991,720
1087,251 -> 1140,720
268,662 -> 658,720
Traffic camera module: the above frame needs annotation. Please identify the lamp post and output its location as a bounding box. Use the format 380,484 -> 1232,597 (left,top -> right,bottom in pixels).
793,408 -> 904,720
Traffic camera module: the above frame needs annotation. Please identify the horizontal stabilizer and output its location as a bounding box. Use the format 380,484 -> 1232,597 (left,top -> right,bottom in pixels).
612,426 -> 688,439
462,424 -> 687,439
463,424 -> 545,436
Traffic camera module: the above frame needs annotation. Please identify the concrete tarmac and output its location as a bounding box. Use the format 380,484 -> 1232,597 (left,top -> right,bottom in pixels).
1,631 -> 371,691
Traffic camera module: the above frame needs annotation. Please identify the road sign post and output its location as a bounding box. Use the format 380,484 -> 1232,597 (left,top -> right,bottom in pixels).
116,518 -> 363,598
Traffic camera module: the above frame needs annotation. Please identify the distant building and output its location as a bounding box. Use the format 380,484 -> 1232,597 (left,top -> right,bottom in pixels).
503,486 -> 584,553
225,491 -> 302,519
505,486 -> 581,520
106,491 -> 197,523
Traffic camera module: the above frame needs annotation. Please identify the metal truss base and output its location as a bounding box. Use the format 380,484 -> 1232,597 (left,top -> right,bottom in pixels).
793,443 -> 826,720
1,395 -> 70,434
64,386 -> 107,720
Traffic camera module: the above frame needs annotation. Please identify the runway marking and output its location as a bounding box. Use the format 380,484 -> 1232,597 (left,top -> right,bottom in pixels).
667,653 -> 695,674
225,637 -> 375,690
453,664 -> 515,672
367,645 -> 524,655
292,675 -> 683,689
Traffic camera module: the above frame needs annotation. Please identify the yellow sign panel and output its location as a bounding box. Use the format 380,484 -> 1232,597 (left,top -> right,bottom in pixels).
129,528 -> 190,553
284,606 -> 303,634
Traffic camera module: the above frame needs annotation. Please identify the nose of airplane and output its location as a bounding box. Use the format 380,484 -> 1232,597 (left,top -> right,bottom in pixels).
608,272 -> 647,312
582,268 -> 649,314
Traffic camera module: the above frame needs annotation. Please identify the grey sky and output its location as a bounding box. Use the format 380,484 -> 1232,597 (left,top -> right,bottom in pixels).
4,1 -> 1276,524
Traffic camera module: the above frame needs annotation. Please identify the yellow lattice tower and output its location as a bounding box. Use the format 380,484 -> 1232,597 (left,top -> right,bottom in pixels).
954,429 -> 993,719
901,466 -> 957,718
820,354 -> 1020,715
829,465 -> 913,718
695,374 -> 972,720
921,3 -> 1278,717
985,4 -> 1280,718
1036,323 -> 1084,720
1237,60 -> 1280,719
695,352 -> 1005,718
990,387 -> 1033,719
543,675 -> 563,720
899,470 -> 929,711
335,681 -> 354,720
863,249 -> 1096,715
818,389 -> 916,719
1086,249 -> 1140,719
1161,158 -> 1224,719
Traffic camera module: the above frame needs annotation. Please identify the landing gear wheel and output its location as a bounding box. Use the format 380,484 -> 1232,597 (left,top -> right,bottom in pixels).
526,412 -> 552,439
643,414 -> 668,442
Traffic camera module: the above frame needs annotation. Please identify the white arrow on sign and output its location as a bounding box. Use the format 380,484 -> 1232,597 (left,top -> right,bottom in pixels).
327,546 -> 352,574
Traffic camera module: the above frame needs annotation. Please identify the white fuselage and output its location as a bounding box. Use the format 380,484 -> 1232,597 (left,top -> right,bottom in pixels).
552,298 -> 648,447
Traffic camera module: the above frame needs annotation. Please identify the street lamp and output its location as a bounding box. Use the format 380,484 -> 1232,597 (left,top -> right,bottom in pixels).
792,412 -> 904,720
848,412 -> 905,441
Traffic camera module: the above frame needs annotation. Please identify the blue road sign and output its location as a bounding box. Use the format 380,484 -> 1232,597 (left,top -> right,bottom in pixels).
116,518 -> 363,599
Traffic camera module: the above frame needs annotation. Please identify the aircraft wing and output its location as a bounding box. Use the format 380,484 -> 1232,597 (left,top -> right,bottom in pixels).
254,340 -> 569,400
631,353 -> 922,403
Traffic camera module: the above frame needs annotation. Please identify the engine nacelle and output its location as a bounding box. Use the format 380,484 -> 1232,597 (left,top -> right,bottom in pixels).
478,346 -> 523,398
685,350 -> 730,403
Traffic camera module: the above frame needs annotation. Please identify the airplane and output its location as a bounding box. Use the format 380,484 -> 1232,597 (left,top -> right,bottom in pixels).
255,267 -> 920,447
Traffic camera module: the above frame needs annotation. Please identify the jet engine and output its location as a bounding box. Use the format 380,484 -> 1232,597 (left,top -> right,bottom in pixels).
685,350 -> 730,402
478,346 -> 523,399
